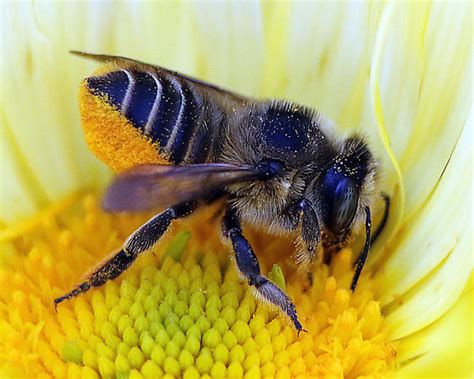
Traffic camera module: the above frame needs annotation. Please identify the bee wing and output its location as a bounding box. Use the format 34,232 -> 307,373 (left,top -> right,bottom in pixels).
103,163 -> 261,212
71,51 -> 251,109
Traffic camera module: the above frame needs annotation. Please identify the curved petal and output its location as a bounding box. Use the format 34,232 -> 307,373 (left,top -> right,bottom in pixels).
0,111 -> 44,221
0,2 -> 113,224
192,1 -> 264,96
283,2 -> 384,131
381,107 -> 472,338
398,2 -> 472,220
372,1 -> 471,222
390,281 -> 473,378
367,0 -> 472,329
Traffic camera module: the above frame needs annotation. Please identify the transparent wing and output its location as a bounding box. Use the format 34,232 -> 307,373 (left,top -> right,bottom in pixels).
103,163 -> 261,212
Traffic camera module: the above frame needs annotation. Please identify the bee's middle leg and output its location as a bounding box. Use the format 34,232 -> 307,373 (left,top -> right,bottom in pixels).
222,206 -> 304,332
54,202 -> 196,306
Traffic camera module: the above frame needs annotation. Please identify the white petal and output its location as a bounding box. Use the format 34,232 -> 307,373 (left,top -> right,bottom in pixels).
192,1 -> 264,95
390,282 -> 473,377
399,3 -> 472,220
381,109 -> 472,339
284,2 -> 384,131
0,2 -> 113,225
371,1 -> 472,221
368,0 -> 471,292
0,111 -> 43,222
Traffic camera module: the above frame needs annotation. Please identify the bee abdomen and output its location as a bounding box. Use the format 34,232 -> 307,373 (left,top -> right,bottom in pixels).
86,69 -> 216,164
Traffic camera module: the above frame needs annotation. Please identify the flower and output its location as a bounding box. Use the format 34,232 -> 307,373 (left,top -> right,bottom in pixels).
1,1 -> 472,378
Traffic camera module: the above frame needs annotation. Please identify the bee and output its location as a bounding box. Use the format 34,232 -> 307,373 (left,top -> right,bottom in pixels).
55,52 -> 389,332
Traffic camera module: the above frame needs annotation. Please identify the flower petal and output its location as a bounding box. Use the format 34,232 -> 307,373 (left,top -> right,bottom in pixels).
0,2 -> 113,224
367,1 -> 472,334
192,2 -> 264,96
0,112 -> 44,223
371,1 -> 471,221
284,2 -> 384,130
390,281 -> 473,378
398,2 -> 472,220
380,110 -> 472,338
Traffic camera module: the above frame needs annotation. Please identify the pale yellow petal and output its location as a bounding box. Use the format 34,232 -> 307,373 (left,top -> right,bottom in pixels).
367,0 -> 472,323
0,111 -> 44,223
283,2 -> 384,131
0,2 -> 111,225
371,2 -> 429,159
192,1 -> 264,96
399,2 -> 472,220
372,1 -> 472,222
367,1 -> 408,268
381,111 -> 472,338
368,3 -> 472,277
89,2 -> 202,74
390,282 -> 473,378
376,76 -> 472,302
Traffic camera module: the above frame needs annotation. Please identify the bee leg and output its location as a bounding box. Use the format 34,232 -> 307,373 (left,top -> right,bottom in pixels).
222,207 -> 304,333
350,206 -> 372,291
347,194 -> 388,291
289,199 -> 321,287
297,199 -> 321,286
54,202 -> 196,307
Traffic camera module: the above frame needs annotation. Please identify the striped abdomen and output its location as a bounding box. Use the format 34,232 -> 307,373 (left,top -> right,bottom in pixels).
86,68 -> 224,164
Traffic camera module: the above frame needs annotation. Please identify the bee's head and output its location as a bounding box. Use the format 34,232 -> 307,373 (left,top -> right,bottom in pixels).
319,137 -> 377,234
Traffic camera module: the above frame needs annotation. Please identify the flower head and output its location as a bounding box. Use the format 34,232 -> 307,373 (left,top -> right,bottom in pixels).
1,194 -> 396,378
1,1 -> 472,378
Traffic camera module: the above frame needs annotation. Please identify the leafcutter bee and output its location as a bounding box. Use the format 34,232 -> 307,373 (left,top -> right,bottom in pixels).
55,52 -> 389,332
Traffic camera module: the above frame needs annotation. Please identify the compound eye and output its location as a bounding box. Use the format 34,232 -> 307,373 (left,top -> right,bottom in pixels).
322,170 -> 359,232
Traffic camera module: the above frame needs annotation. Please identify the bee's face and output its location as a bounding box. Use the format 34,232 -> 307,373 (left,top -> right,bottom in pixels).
315,137 -> 378,237
320,168 -> 360,234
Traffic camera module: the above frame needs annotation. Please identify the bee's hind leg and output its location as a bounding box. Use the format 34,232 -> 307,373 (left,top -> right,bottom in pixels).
222,206 -> 304,333
54,202 -> 196,307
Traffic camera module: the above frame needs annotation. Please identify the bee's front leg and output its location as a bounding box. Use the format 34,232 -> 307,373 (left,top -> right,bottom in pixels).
54,202 -> 196,307
292,199 -> 322,286
351,206 -> 372,291
222,206 -> 304,333
281,199 -> 321,288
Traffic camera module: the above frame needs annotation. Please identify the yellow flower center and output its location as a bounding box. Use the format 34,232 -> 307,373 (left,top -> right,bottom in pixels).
1,194 -> 396,378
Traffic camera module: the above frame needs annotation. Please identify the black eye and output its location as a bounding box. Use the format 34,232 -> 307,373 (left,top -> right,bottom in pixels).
322,169 -> 359,232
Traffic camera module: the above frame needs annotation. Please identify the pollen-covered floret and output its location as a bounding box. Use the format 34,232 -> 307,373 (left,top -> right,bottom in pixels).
0,195 -> 396,378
